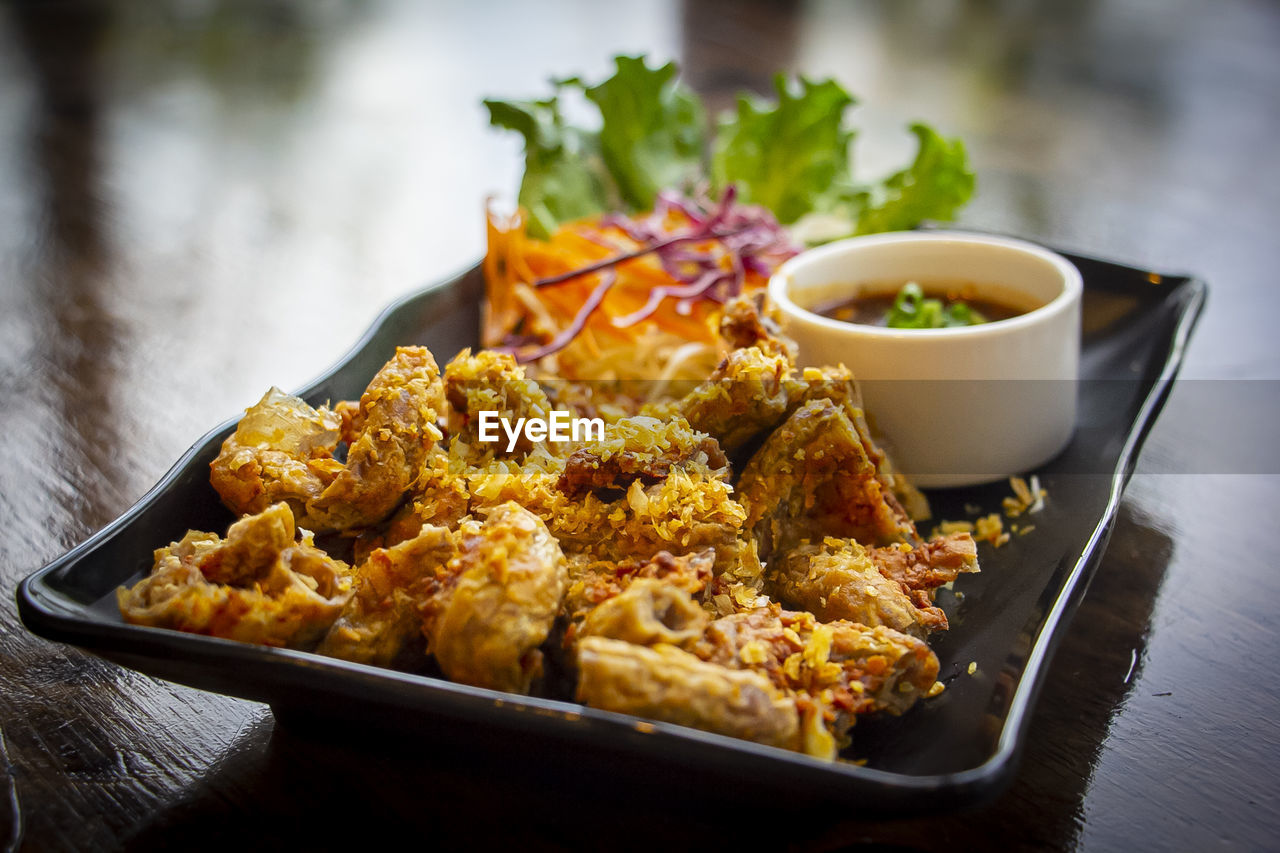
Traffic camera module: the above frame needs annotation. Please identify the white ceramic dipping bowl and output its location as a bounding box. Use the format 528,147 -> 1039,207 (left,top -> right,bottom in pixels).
768,232 -> 1082,488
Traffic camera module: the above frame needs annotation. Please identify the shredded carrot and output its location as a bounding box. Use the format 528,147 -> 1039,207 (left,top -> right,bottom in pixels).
482,192 -> 796,380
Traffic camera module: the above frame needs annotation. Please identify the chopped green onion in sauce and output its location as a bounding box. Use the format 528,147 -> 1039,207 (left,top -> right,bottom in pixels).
815,281 -> 1023,329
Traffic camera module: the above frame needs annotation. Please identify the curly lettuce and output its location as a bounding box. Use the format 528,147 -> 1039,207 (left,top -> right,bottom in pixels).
484,55 -> 974,241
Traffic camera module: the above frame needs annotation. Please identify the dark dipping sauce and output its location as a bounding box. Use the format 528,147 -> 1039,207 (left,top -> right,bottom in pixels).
813,281 -> 1030,328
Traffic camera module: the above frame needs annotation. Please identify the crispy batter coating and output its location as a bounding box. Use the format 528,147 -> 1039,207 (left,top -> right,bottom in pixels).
426,502 -> 568,694
196,499 -> 296,586
316,524 -> 456,666
541,415 -> 741,569
784,364 -> 930,522
870,533 -> 979,592
562,549 -> 715,637
444,348 -> 553,456
209,388 -> 343,524
394,410 -> 745,576
772,539 -> 937,638
556,414 -> 728,497
694,607 -> 939,757
576,637 -> 801,752
184,326 -> 980,762
870,533 -> 980,631
738,399 -> 917,560
578,578 -> 710,650
666,347 -> 792,454
378,446 -> 475,549
718,293 -> 798,363
307,346 -> 444,531
118,503 -> 352,649
697,609 -> 939,716
553,471 -> 747,571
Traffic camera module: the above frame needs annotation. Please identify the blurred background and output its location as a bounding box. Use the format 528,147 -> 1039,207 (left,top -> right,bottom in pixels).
2,1 -> 1277,849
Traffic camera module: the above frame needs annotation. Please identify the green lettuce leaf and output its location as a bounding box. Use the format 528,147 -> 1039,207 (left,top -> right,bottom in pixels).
483,92 -> 610,240
578,55 -> 706,211
484,56 -> 975,241
711,75 -> 856,224
853,123 -> 975,235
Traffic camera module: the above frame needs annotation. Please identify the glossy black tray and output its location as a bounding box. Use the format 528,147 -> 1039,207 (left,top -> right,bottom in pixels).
17,245 -> 1205,814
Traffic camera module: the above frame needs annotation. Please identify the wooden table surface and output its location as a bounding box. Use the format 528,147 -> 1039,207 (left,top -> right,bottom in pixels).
3,1 -> 1278,849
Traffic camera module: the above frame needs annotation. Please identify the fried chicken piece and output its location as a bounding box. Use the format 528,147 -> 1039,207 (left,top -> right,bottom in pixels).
306,346 -> 445,531
639,295 -> 798,454
195,499 -> 296,586
821,618 -> 938,715
738,399 -> 917,560
443,348 -> 553,456
718,292 -> 798,363
561,549 -> 715,639
386,435 -> 565,553
117,503 -> 352,649
577,578 -> 710,651
425,502 -> 568,694
376,445 -> 475,551
664,347 -> 792,454
576,636 -> 801,752
869,533 -> 979,591
556,415 -> 728,498
315,525 -> 456,667
866,533 -> 979,630
694,607 -> 939,757
209,388 -> 343,524
528,414 -> 744,571
333,398 -> 364,445
212,348 -> 444,534
551,470 -> 747,573
771,539 -> 937,638
697,609 -> 939,716
785,364 -> 930,522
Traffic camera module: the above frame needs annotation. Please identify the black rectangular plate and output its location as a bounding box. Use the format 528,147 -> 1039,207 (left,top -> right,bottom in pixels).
17,245 -> 1205,814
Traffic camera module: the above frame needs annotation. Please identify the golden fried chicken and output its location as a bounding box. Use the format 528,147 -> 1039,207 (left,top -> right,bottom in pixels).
118,503 -> 352,649
663,346 -> 792,454
737,398 -> 917,560
307,346 -> 444,531
315,524 -> 456,667
424,502 -> 568,694
869,532 -> 979,591
183,326 -> 978,763
561,549 -> 714,640
717,292 -> 798,363
784,364 -> 930,522
209,388 -> 343,524
771,539 -> 937,638
577,578 -> 710,651
443,348 -> 553,457
866,533 -> 979,629
551,469 -> 746,572
576,636 -> 801,751
694,607 -> 939,757
210,347 -> 444,534
556,414 -> 728,498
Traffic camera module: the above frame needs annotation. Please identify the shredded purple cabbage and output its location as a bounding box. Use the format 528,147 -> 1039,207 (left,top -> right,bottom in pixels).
500,270 -> 619,364
506,186 -> 799,362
